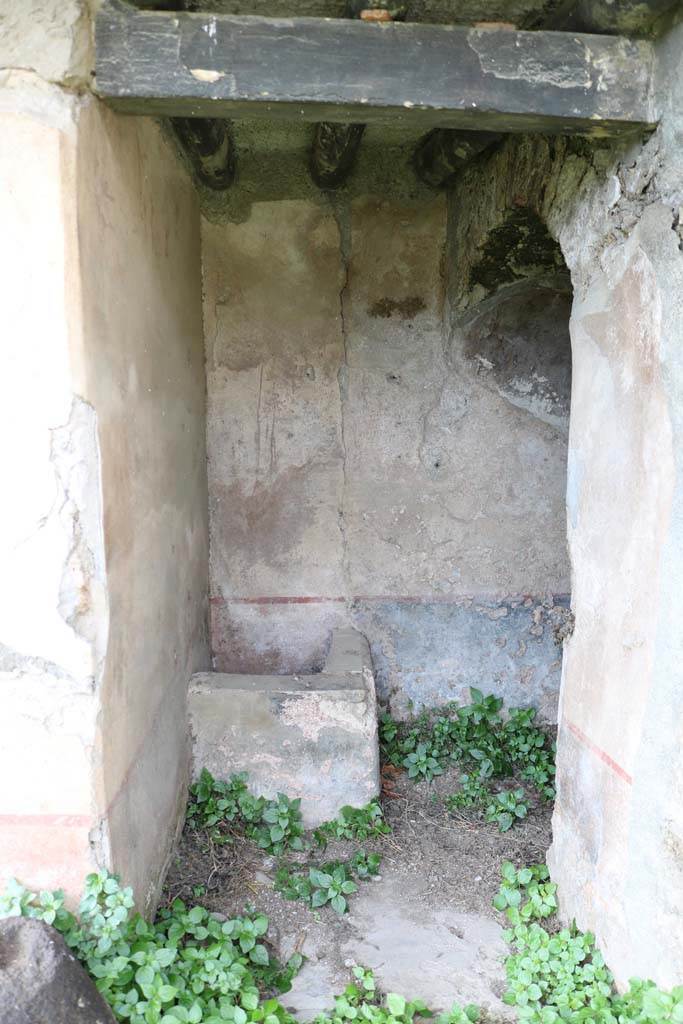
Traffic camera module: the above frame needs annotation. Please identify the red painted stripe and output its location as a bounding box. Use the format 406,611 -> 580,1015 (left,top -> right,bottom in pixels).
0,814 -> 92,828
210,592 -> 551,606
211,595 -> 345,605
565,720 -> 633,785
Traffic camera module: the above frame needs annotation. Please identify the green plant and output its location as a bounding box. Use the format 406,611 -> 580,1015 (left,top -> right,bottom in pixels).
504,708 -> 556,801
350,965 -> 376,995
274,851 -> 380,915
503,921 -> 614,1021
403,742 -> 443,781
187,770 -> 262,843
493,862 -> 557,924
379,711 -> 400,761
314,801 -> 390,847
348,850 -> 382,878
379,689 -> 556,810
308,867 -> 358,914
486,788 -> 528,832
249,792 -> 305,856
0,872 -> 303,1024
274,860 -> 356,917
188,770 -> 304,856
436,1005 -> 480,1024
612,979 -> 683,1023
445,773 -> 490,810
313,969 -> 430,1024
504,916 -> 683,1023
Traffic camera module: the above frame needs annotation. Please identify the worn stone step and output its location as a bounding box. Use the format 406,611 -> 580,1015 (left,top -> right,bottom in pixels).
189,628 -> 379,826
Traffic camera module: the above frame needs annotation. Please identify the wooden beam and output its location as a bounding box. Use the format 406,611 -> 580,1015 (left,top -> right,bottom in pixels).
95,2 -> 657,135
311,123 -> 365,189
171,118 -> 235,189
414,129 -> 501,188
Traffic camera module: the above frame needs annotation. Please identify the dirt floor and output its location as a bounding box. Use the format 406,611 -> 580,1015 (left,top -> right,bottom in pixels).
162,765 -> 553,1021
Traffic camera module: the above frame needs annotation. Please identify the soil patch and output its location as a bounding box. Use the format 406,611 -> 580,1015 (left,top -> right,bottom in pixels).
161,765 -> 553,1020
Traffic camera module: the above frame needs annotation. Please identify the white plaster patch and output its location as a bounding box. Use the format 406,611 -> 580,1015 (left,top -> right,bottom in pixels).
279,692 -> 369,742
469,31 -> 591,90
0,69 -> 81,134
190,68 -> 224,83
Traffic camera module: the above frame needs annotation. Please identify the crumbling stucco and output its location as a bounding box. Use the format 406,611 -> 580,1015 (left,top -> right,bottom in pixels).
0,76 -> 104,898
0,1 -> 93,89
0,63 -> 210,908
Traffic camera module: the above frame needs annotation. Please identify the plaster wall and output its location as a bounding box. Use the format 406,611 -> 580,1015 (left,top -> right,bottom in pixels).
0,65 -> 209,906
76,101 -> 210,909
204,195 -> 571,717
0,73 -> 105,898
547,16 -> 683,988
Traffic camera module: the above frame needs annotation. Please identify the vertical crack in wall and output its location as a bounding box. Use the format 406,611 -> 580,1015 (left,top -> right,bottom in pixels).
332,197 -> 352,602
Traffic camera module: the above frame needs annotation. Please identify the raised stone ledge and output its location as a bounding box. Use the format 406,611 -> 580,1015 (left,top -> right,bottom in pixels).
189,629 -> 380,826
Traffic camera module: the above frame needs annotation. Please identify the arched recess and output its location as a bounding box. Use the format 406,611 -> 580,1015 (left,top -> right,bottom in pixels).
445,141 -> 576,725
452,207 -> 573,436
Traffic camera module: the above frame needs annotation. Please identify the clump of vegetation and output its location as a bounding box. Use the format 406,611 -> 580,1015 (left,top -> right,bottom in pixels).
275,852 -> 381,915
380,687 -> 555,831
4,854 -> 683,1024
436,1007 -> 480,1024
188,770 -> 384,916
314,801 -> 390,847
186,770 -> 263,843
0,872 -> 302,1024
311,966 -> 476,1024
445,774 -> 489,810
249,791 -> 305,856
404,742 -> 444,782
485,788 -> 528,832
493,862 -> 683,1023
187,770 -> 304,855
493,861 -> 558,924
504,921 -> 614,1021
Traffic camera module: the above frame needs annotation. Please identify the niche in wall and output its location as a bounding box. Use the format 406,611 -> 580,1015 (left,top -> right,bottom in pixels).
204,194 -> 572,721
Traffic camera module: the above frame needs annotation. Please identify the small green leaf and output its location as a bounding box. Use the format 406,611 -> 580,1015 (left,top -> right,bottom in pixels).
387,994 -> 406,1016
250,943 -> 269,966
309,870 -> 333,889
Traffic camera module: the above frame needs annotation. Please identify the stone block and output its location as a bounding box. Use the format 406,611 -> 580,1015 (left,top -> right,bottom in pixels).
189,629 -> 379,826
0,917 -> 116,1024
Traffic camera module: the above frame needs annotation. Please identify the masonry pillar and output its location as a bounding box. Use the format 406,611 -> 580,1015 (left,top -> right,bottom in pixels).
549,18 -> 683,987
0,71 -> 108,897
0,5 -> 209,907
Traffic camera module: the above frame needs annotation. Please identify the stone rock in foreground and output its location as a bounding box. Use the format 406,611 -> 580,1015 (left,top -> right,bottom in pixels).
0,916 -> 116,1024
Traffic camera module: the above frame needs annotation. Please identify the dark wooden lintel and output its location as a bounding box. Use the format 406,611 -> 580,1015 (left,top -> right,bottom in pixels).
96,2 -> 657,136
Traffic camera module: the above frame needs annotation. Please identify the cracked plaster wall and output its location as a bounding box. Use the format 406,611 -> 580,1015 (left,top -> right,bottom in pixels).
0,73 -> 106,898
548,14 -> 683,989
204,192 -> 571,719
0,46 -> 209,907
